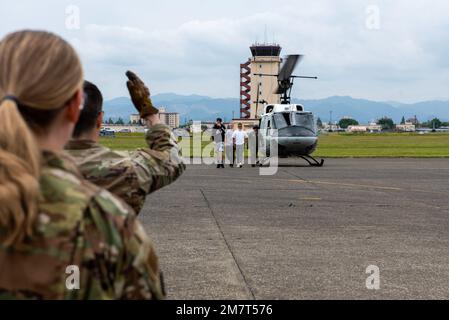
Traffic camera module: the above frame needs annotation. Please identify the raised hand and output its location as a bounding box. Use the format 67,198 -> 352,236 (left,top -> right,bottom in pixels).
126,70 -> 159,118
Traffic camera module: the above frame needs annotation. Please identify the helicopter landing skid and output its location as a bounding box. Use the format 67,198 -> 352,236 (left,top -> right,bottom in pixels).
258,155 -> 324,167
300,155 -> 324,167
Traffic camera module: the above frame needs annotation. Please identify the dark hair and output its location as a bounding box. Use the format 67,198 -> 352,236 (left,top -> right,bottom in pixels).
18,103 -> 66,136
216,118 -> 222,123
73,81 -> 103,138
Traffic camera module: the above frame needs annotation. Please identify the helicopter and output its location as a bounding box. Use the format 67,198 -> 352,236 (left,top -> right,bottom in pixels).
254,54 -> 324,167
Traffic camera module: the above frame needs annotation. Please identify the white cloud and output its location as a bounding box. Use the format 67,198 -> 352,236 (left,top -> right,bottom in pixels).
1,0 -> 449,102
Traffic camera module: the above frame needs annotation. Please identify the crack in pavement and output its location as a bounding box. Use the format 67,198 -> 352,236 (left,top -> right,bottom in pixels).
199,188 -> 256,300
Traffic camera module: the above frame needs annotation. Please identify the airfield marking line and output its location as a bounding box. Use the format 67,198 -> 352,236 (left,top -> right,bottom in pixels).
289,179 -> 403,191
193,174 -> 403,191
199,188 -> 256,300
283,169 -> 329,192
281,168 -> 404,191
192,174 -> 449,195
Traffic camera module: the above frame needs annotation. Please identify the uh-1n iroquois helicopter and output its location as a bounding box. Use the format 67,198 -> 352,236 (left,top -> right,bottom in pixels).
254,54 -> 324,167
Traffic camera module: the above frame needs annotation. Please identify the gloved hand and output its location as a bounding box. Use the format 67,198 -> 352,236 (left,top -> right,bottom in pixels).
126,70 -> 159,118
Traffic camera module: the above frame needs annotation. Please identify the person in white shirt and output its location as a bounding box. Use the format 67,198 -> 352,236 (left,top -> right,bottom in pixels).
232,123 -> 248,168
225,124 -> 235,167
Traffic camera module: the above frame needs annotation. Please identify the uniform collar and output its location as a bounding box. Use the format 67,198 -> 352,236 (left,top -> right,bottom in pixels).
65,139 -> 99,150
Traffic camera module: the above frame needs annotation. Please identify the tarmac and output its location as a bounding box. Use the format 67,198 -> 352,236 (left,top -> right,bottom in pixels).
139,158 -> 449,299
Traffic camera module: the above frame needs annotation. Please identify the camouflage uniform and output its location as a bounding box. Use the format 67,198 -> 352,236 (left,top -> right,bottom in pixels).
65,124 -> 185,214
0,151 -> 164,300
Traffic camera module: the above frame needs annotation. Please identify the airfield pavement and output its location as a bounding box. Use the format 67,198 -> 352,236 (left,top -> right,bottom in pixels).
139,158 -> 449,300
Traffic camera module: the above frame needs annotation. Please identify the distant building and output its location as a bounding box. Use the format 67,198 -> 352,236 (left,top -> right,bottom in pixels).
129,107 -> 180,129
406,116 -> 419,125
159,112 -> 180,129
158,107 -> 180,129
130,114 -> 141,124
323,123 -> 340,132
396,122 -> 416,132
347,124 -> 382,133
101,124 -> 146,133
347,125 -> 367,133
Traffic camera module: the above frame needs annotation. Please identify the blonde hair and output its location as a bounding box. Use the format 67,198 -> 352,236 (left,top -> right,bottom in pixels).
0,30 -> 83,245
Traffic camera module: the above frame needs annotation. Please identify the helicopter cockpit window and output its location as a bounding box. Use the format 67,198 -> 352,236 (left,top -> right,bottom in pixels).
293,113 -> 315,132
272,113 -> 291,129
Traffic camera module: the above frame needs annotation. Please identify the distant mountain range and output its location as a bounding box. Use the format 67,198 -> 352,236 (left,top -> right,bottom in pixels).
103,93 -> 449,124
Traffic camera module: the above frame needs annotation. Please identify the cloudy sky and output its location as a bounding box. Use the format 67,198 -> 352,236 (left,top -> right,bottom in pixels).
1,0 -> 448,102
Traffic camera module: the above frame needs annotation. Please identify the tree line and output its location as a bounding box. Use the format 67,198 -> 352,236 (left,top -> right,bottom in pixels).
316,116 -> 449,130
103,117 -> 139,125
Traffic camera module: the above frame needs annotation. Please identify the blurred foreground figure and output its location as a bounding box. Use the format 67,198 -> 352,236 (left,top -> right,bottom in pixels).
0,30 -> 164,300
65,75 -> 185,214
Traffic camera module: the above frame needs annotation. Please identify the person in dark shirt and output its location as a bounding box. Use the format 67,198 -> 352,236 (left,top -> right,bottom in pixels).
212,118 -> 226,168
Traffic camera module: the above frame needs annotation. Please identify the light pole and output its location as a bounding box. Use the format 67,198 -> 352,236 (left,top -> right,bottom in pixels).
329,110 -> 333,132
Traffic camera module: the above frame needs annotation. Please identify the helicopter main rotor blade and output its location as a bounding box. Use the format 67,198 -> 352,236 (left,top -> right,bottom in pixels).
278,54 -> 303,81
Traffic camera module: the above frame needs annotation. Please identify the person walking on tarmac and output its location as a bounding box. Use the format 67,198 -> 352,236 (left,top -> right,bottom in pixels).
232,123 -> 248,168
225,123 -> 235,167
248,125 -> 261,167
211,118 -> 226,168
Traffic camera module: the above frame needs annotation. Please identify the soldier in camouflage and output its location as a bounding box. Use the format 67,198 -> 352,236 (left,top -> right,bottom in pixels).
0,30 -> 164,299
1,150 -> 165,299
65,74 -> 185,214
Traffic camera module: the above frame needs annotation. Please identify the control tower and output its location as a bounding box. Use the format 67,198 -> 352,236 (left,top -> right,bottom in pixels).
240,43 -> 282,119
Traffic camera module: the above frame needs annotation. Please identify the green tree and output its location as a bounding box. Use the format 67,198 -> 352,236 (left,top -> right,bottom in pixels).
377,117 -> 394,130
338,118 -> 359,129
316,117 -> 323,128
115,117 -> 125,125
400,116 -> 405,124
430,118 -> 442,129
